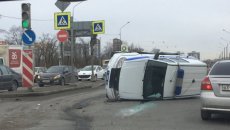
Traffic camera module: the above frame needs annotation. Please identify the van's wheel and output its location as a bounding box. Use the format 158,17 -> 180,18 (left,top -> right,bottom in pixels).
201,110 -> 211,120
61,78 -> 65,86
8,81 -> 18,91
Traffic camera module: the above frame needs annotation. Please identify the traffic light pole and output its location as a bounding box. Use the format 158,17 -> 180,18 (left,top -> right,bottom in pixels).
90,34 -> 97,82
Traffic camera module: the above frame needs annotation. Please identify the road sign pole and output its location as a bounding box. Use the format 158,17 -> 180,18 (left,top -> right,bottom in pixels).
90,34 -> 97,82
70,17 -> 75,82
60,42 -> 63,65
58,42 -> 61,65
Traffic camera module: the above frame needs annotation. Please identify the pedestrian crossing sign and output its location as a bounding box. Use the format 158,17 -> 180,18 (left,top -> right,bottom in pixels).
54,12 -> 71,30
92,20 -> 105,34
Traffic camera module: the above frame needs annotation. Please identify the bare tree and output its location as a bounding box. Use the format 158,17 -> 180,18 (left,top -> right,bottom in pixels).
4,26 -> 23,45
34,33 -> 58,67
128,43 -> 144,52
74,38 -> 91,68
101,42 -> 113,59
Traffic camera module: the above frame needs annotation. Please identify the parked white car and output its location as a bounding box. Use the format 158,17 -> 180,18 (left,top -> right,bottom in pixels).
78,65 -> 104,81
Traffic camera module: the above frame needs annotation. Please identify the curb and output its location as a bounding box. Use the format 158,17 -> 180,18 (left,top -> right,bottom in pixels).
0,82 -> 104,98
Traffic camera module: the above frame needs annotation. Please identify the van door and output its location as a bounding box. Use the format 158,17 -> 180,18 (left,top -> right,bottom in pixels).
143,60 -> 167,100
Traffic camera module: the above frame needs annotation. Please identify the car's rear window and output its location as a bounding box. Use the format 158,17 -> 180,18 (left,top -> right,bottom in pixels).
210,62 -> 230,75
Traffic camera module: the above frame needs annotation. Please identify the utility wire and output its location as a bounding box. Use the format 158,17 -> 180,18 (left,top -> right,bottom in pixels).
0,14 -> 53,21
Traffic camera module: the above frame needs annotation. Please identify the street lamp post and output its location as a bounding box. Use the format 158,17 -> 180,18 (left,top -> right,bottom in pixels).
72,1 -> 84,22
119,21 -> 130,44
222,29 -> 230,59
70,1 -> 85,82
220,37 -> 230,59
70,0 -> 85,83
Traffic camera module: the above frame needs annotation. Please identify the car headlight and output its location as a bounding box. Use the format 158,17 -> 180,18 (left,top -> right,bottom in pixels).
54,74 -> 61,80
37,75 -> 41,79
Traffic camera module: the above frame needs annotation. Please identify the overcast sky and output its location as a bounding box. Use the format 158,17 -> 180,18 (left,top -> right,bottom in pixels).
1,0 -> 230,60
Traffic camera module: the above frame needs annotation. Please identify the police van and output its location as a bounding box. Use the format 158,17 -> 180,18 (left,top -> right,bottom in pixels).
105,52 -> 207,100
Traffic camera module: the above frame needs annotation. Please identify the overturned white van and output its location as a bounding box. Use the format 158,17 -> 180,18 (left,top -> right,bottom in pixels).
105,52 -> 207,100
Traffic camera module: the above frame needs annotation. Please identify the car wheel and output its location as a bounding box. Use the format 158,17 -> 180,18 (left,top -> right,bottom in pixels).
201,110 -> 211,120
8,81 -> 18,91
102,74 -> 105,80
34,75 -> 38,83
61,78 -> 65,86
38,83 -> 44,87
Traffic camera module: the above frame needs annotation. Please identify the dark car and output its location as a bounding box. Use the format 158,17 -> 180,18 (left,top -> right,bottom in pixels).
37,65 -> 75,87
0,65 -> 22,91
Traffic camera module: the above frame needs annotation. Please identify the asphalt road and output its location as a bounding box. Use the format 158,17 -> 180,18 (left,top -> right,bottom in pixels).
0,81 -> 229,130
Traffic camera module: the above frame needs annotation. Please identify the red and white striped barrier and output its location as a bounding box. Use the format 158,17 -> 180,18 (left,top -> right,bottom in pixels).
22,49 -> 33,88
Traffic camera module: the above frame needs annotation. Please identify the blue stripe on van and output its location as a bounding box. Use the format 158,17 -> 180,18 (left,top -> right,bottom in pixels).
126,56 -> 150,61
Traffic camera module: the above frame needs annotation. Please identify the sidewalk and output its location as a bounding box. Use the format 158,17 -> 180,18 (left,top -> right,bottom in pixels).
0,80 -> 105,98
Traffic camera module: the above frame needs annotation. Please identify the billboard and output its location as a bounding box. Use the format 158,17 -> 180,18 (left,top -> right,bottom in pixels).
9,49 -> 21,68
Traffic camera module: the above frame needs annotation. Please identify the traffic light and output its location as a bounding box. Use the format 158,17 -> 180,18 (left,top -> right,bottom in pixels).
21,3 -> 31,29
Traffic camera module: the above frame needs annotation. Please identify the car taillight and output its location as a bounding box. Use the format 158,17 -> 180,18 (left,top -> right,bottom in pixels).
201,76 -> 213,90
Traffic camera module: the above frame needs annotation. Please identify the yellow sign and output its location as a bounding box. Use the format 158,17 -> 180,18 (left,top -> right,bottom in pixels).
92,20 -> 105,34
54,12 -> 71,30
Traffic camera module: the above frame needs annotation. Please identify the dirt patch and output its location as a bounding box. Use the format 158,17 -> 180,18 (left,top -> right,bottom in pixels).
0,110 -> 45,130
62,95 -> 104,130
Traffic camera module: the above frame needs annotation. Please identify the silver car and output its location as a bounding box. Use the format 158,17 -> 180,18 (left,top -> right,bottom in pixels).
201,60 -> 230,120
